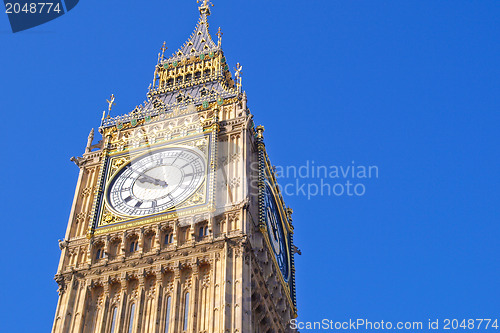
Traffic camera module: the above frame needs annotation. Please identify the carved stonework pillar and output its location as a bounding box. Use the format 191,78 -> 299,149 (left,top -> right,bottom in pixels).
172,222 -> 178,247
104,236 -> 110,264
152,266 -> 163,333
208,214 -> 215,242
172,265 -> 181,331
86,240 -> 93,265
115,274 -> 128,333
233,244 -> 243,331
191,263 -> 200,332
120,232 -> 127,261
135,272 -> 146,332
138,228 -> 144,254
154,225 -> 162,253
73,279 -> 89,333
60,274 -> 77,332
189,224 -> 195,246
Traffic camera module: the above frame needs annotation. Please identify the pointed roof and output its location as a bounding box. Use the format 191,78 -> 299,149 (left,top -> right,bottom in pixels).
99,1 -> 240,130
170,1 -> 218,60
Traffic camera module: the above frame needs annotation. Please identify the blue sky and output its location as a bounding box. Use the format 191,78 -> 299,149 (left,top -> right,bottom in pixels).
1,0 -> 499,331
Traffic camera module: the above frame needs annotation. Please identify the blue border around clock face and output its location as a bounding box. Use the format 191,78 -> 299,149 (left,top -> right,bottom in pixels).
264,180 -> 290,282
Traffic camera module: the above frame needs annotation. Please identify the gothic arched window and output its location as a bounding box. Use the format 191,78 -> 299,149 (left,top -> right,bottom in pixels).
198,225 -> 209,239
109,307 -> 117,333
95,246 -> 105,260
183,292 -> 190,331
164,296 -> 172,333
129,240 -> 138,253
143,232 -> 155,253
127,303 -> 136,333
164,232 -> 173,244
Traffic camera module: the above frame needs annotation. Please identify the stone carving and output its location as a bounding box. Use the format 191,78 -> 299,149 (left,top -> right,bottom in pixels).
70,156 -> 86,168
58,239 -> 69,250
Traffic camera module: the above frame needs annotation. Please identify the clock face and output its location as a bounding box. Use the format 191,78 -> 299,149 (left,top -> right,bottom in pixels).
264,181 -> 289,282
106,147 -> 206,217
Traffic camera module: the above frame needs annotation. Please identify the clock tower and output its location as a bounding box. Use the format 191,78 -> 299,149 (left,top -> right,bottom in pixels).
52,2 -> 297,332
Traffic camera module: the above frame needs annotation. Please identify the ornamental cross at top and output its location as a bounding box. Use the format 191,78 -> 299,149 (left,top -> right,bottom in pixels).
197,0 -> 213,7
217,27 -> 223,46
197,0 -> 214,15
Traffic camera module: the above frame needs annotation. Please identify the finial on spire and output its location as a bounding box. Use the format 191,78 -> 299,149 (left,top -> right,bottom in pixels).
106,94 -> 116,118
234,63 -> 243,92
86,128 -> 94,153
256,125 -> 265,139
217,27 -> 223,46
160,41 -> 167,62
197,0 -> 213,15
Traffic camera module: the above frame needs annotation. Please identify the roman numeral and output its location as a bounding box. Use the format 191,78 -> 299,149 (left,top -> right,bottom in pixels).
171,152 -> 182,165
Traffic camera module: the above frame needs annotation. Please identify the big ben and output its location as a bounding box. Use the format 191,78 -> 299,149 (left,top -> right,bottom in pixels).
52,1 -> 297,332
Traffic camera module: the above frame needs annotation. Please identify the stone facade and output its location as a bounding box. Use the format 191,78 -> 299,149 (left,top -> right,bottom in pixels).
52,2 -> 297,332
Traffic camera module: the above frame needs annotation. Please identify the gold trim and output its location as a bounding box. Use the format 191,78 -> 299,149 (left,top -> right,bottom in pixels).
93,130 -> 216,232
261,212 -> 295,310
94,205 -> 215,235
260,149 -> 296,314
263,179 -> 292,282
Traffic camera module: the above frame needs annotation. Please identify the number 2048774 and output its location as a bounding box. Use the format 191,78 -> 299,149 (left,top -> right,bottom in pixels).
5,3 -> 61,14
443,319 -> 499,330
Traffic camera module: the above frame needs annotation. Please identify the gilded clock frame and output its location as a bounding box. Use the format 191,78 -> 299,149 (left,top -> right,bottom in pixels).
90,126 -> 217,236
258,147 -> 296,312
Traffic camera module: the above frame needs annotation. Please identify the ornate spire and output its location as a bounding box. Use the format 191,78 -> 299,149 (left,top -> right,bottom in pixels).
170,1 -> 218,60
100,0 -> 239,130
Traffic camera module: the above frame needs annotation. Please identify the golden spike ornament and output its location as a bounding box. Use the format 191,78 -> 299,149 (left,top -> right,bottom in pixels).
217,27 -> 223,46
106,94 -> 116,118
234,62 -> 243,92
197,0 -> 214,7
161,41 -> 167,60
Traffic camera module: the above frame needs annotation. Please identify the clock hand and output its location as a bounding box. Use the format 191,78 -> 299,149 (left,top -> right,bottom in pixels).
155,179 -> 168,187
127,166 -> 168,186
270,216 -> 279,239
138,174 -> 168,187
